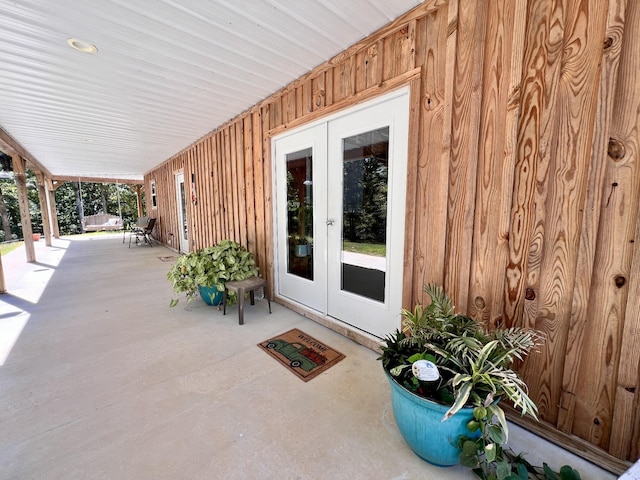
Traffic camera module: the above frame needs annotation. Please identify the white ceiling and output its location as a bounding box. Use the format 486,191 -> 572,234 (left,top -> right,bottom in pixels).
0,0 -> 422,181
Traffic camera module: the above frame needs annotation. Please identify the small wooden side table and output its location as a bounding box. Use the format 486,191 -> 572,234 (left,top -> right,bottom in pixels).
223,277 -> 272,325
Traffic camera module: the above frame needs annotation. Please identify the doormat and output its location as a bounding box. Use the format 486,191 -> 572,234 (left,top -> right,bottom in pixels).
258,328 -> 345,382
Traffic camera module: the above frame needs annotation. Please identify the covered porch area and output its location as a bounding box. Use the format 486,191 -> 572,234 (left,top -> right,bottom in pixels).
0,235 -> 616,479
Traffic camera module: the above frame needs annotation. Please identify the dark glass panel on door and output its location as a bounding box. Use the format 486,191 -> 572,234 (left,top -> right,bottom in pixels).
286,148 -> 314,280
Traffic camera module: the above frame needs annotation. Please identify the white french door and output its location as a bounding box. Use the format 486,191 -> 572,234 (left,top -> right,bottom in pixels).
274,88 -> 409,338
275,124 -> 327,312
175,172 -> 189,253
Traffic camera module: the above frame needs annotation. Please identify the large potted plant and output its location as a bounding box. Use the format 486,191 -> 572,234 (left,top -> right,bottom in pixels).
167,239 -> 259,307
379,284 -> 581,479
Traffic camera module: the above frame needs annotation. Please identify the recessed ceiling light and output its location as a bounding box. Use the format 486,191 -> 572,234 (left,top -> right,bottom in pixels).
67,38 -> 98,54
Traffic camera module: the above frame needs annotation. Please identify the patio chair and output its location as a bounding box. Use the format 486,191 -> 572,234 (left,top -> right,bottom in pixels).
129,217 -> 156,248
122,216 -> 148,243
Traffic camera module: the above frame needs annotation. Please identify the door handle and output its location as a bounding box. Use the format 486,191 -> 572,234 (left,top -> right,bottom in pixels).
326,219 -> 335,226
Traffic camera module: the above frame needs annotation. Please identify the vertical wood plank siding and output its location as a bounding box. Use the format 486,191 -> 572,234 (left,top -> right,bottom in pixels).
145,0 -> 639,468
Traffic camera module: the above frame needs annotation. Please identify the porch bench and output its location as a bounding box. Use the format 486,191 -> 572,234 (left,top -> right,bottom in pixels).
82,214 -> 123,232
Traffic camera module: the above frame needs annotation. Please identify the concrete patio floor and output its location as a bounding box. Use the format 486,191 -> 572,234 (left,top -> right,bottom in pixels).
0,234 -> 617,479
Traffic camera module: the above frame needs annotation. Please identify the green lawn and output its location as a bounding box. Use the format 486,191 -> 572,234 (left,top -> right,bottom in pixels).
0,230 -> 124,256
0,241 -> 24,256
342,241 -> 386,257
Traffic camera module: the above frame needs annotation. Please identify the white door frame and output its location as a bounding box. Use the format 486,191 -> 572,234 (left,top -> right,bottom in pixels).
175,172 -> 189,253
274,123 -> 328,312
272,87 -> 410,338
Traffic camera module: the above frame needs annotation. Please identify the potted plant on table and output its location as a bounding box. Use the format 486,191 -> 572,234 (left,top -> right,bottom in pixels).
167,239 -> 259,307
379,284 -> 581,479
291,234 -> 310,257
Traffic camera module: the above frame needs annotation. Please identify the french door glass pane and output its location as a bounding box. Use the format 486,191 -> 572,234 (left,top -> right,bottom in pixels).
286,148 -> 314,280
341,127 -> 389,302
179,180 -> 187,241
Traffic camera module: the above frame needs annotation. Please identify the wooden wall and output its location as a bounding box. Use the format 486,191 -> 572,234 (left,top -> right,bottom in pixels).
145,0 -> 639,470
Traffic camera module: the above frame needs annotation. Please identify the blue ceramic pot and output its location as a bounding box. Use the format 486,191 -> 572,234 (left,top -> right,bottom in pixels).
198,285 -> 223,306
384,369 -> 474,466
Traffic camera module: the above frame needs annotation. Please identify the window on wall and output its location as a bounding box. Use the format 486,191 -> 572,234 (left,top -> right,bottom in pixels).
151,181 -> 157,208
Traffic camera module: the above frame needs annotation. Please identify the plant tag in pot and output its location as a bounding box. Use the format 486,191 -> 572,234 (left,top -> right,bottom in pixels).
412,360 -> 440,381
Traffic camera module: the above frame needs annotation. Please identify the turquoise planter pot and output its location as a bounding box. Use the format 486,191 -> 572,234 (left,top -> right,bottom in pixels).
385,370 -> 474,467
198,285 -> 223,306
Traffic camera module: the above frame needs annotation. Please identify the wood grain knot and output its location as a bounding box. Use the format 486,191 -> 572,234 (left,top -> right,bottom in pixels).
593,417 -> 601,426
607,138 -> 625,160
614,275 -> 626,288
474,296 -> 485,309
625,386 -> 636,393
525,287 -> 536,300
603,37 -> 614,49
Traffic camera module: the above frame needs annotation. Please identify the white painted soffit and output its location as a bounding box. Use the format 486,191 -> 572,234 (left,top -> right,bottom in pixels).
0,0 -> 422,181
